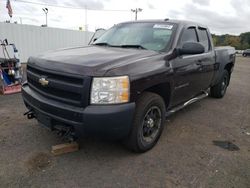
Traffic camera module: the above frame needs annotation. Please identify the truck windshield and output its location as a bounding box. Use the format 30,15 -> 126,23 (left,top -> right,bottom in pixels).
93,22 -> 175,52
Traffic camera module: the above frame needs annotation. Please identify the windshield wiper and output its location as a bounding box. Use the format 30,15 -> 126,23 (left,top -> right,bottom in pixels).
119,44 -> 147,50
93,42 -> 112,46
94,43 -> 148,50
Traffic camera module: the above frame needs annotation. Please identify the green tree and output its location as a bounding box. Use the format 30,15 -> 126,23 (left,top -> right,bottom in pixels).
212,32 -> 250,50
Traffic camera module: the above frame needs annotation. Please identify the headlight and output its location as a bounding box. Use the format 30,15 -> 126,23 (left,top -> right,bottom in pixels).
90,76 -> 130,104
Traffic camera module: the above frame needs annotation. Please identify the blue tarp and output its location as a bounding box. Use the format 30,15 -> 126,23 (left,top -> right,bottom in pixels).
2,70 -> 11,85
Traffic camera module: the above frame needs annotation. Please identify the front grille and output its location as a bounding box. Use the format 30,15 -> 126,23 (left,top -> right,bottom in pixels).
22,88 -> 83,125
27,64 -> 90,107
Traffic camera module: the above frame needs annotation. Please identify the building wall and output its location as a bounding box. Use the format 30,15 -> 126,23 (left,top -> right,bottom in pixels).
0,23 -> 93,63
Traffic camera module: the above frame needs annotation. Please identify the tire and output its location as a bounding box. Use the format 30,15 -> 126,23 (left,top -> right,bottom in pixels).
243,53 -> 247,57
210,70 -> 229,98
123,92 -> 166,153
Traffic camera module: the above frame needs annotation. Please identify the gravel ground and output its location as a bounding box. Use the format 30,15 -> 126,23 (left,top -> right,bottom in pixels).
0,57 -> 250,188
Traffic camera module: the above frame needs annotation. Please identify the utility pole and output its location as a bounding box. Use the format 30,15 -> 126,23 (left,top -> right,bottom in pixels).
42,8 -> 48,27
84,5 -> 88,45
85,6 -> 88,31
19,17 -> 23,24
131,8 -> 142,20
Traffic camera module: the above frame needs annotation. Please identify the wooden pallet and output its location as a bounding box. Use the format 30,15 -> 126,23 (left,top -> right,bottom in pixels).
51,142 -> 79,156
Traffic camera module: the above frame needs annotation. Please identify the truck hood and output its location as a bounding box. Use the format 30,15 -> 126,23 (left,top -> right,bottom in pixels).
28,45 -> 159,76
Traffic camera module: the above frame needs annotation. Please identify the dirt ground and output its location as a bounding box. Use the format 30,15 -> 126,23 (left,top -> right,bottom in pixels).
0,57 -> 250,188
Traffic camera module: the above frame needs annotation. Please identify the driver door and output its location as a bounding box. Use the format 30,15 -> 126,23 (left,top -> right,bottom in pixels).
171,26 -> 204,106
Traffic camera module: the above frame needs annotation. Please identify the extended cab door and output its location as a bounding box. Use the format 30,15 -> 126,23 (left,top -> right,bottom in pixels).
171,26 -> 204,106
195,27 -> 216,90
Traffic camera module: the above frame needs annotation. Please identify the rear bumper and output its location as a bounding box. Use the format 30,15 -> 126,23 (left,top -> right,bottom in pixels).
22,84 -> 135,139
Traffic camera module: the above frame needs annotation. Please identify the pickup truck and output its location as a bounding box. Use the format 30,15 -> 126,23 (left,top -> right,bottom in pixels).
22,19 -> 236,152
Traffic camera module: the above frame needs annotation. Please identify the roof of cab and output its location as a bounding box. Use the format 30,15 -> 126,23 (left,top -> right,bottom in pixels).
120,19 -> 208,28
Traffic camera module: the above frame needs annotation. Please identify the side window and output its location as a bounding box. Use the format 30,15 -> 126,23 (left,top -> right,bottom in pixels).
181,27 -> 198,43
198,28 -> 210,52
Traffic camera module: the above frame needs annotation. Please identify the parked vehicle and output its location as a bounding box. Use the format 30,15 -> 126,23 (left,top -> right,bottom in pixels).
235,50 -> 243,54
22,19 -> 236,152
242,49 -> 250,57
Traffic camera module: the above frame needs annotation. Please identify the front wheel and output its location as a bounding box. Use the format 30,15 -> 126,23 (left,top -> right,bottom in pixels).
210,70 -> 229,98
123,92 -> 166,153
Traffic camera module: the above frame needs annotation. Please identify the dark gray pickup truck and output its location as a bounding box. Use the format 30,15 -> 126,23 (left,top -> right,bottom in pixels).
22,19 -> 235,152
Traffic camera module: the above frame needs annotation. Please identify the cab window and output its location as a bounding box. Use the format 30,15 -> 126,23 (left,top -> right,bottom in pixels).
181,27 -> 198,43
198,28 -> 210,52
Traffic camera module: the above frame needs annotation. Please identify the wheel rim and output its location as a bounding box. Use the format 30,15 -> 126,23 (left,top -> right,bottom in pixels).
221,75 -> 228,96
141,106 -> 162,144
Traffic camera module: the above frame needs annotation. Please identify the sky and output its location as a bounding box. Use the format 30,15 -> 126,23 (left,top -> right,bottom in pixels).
0,0 -> 250,35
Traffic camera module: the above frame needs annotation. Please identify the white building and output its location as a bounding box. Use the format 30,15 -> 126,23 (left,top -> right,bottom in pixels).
0,22 -> 93,63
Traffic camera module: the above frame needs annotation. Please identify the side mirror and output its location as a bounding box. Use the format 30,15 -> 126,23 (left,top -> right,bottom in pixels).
178,42 -> 205,55
4,39 -> 9,45
88,28 -> 106,45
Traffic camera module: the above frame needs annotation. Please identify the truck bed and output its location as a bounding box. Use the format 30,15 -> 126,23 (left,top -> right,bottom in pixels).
212,46 -> 236,85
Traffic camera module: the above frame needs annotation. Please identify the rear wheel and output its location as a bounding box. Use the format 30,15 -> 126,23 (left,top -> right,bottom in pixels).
243,53 -> 247,57
210,70 -> 229,98
123,92 -> 166,153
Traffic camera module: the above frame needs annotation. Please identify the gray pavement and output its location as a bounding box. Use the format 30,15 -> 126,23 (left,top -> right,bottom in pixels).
0,57 -> 250,188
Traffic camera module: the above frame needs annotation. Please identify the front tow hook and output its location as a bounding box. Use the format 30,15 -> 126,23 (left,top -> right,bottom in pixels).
24,110 -> 36,119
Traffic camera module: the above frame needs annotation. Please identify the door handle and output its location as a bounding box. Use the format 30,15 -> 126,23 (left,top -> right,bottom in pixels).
196,62 -> 202,66
196,59 -> 203,65
196,60 -> 203,71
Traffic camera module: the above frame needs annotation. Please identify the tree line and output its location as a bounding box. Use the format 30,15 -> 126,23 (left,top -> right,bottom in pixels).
212,32 -> 250,50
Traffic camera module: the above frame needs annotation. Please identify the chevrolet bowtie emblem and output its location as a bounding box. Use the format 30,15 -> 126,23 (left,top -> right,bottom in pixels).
39,77 -> 49,86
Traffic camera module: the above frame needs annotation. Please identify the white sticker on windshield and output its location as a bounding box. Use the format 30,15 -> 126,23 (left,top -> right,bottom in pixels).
153,24 -> 173,30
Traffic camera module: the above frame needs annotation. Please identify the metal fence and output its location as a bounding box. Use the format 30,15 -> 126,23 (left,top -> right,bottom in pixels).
0,22 -> 93,63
